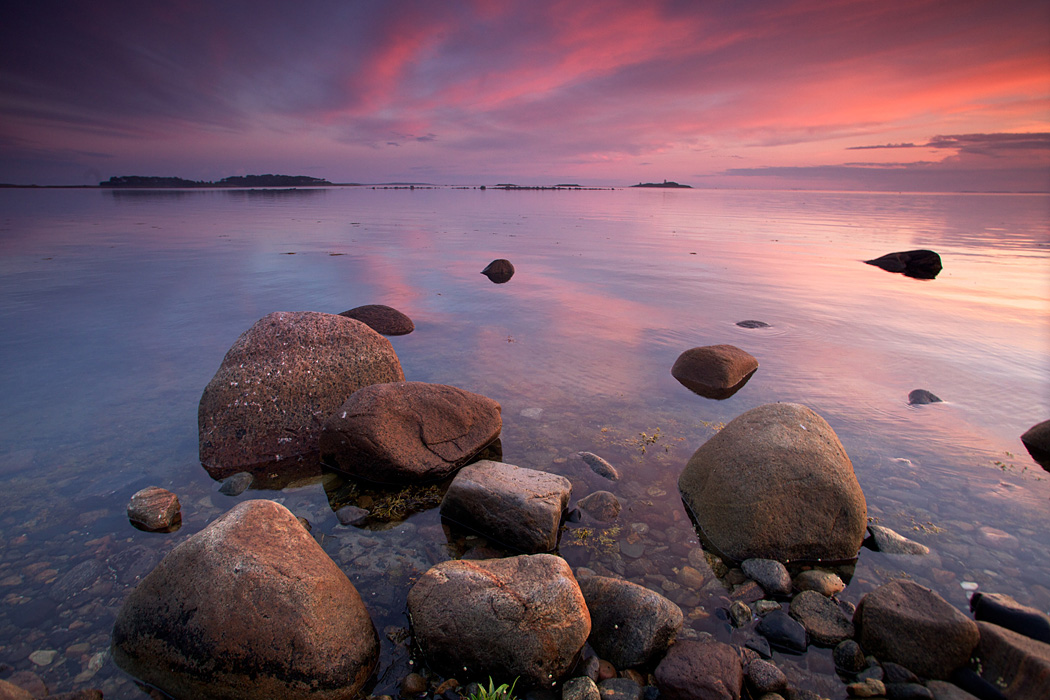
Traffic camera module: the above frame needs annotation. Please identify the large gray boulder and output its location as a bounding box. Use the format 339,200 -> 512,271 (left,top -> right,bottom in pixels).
111,499 -> 379,699
198,312 -> 404,478
579,576 -> 683,669
319,381 -> 501,484
678,403 -> 867,563
854,579 -> 978,680
407,554 -> 590,688
440,460 -> 571,552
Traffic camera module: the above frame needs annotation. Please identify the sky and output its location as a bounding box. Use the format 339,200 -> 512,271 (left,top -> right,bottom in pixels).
1,0 -> 1048,190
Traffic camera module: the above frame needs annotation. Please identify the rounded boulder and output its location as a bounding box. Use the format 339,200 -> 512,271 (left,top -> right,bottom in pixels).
320,381 -> 501,484
671,345 -> 758,400
579,575 -> 683,669
338,304 -> 414,336
407,554 -> 590,688
678,403 -> 867,563
111,499 -> 379,699
198,312 -> 404,478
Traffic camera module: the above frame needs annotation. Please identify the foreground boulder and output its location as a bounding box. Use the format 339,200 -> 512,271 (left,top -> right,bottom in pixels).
198,312 -> 404,478
111,499 -> 379,699
671,345 -> 758,399
975,621 -> 1050,700
678,403 -> 867,563
1020,419 -> 1050,470
655,639 -> 743,700
338,304 -> 414,336
319,381 -> 501,484
440,460 -> 571,552
407,554 -> 590,688
579,576 -> 683,669
865,250 -> 943,279
854,579 -> 978,679
971,592 -> 1050,643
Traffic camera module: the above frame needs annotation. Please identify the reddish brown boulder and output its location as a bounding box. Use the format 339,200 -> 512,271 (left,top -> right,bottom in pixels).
855,579 -> 978,680
655,639 -> 743,700
198,312 -> 404,478
407,554 -> 590,688
111,499 -> 379,699
320,382 -> 501,484
678,403 -> 867,563
338,304 -> 414,336
975,621 -> 1050,700
126,486 -> 181,531
671,345 -> 758,399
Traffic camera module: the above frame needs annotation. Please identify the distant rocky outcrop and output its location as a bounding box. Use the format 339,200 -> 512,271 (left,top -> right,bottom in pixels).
198,312 -> 404,478
407,554 -> 590,688
101,174 -> 332,188
678,402 -> 867,563
864,250 -> 942,279
338,304 -> 414,335
319,381 -> 501,484
630,181 -> 693,188
111,499 -> 379,699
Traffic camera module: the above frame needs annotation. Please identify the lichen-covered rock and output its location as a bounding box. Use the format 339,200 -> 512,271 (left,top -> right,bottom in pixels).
678,403 -> 867,563
338,304 -> 414,335
854,579 -> 978,680
407,554 -> 590,688
320,381 -> 501,484
671,345 -> 758,400
111,499 -> 379,700
440,460 -> 571,552
198,312 -> 404,478
579,575 -> 683,669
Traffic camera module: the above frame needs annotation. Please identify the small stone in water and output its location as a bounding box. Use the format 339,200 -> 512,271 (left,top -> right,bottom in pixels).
126,486 -> 181,531
908,389 -> 942,405
729,601 -> 753,627
336,505 -> 369,526
868,525 -> 930,555
401,672 -> 428,696
961,581 -> 979,591
577,451 -> 620,481
742,559 -> 792,597
736,320 -> 771,328
28,649 -> 56,666
848,678 -> 886,698
520,407 -> 543,419
218,471 -> 254,496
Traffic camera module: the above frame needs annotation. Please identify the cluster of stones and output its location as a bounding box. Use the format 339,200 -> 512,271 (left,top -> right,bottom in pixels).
103,306 -> 1050,699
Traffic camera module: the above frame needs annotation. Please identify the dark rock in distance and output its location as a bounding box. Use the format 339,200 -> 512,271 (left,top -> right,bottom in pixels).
481,258 -> 515,283
678,402 -> 867,564
909,389 -> 943,405
854,579 -> 978,680
671,344 -> 759,400
111,499 -> 379,699
1020,419 -> 1050,470
320,381 -> 501,484
338,304 -> 415,336
736,320 -> 770,329
198,311 -> 404,478
864,250 -> 943,279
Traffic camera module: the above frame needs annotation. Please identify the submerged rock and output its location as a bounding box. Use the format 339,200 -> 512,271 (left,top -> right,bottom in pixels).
407,554 -> 589,688
577,491 -> 621,522
1020,419 -> 1050,470
481,259 -> 515,283
671,344 -> 758,400
198,311 -> 404,478
126,487 -> 181,532
736,320 -> 770,329
218,471 -> 254,496
865,250 -> 942,279
338,304 -> 414,336
577,451 -> 620,481
111,499 -> 379,699
678,403 -> 867,563
757,610 -> 808,654
319,381 -> 501,484
854,579 -> 978,680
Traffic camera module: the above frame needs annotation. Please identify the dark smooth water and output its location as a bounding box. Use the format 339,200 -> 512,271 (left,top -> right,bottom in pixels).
1,187 -> 1048,697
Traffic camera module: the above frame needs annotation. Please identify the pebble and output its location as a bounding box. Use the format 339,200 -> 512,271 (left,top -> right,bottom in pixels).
336,505 -> 370,526
562,676 -> 600,700
577,491 -> 621,522
676,565 -> 706,589
400,671 -> 427,697
218,471 -> 254,496
885,682 -> 933,700
848,678 -> 887,697
619,541 -> 645,559
729,601 -> 753,627
28,649 -> 57,666
747,659 -> 787,694
577,452 -> 620,481
598,678 -> 642,700
833,640 -> 867,674
868,525 -> 930,555
126,486 -> 181,531
788,590 -> 855,646
793,569 -> 845,597
754,600 -> 782,616
742,559 -> 792,597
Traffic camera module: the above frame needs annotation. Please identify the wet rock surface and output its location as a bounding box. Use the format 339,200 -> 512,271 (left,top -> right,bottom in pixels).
126,486 -> 181,532
577,451 -> 620,481
111,499 -> 379,699
868,524 -> 931,555
788,590 -> 855,646
742,559 -> 792,597
407,554 -> 590,688
671,344 -> 758,400
970,591 -> 1050,643
320,381 -> 502,484
678,402 -> 867,563
579,575 -> 683,669
198,311 -> 405,478
654,639 -> 743,700
757,610 -> 808,654
974,621 -> 1050,700
338,304 -> 415,335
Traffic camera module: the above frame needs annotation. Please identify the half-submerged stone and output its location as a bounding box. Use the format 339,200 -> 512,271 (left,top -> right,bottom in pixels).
481,258 -> 515,283
407,554 -> 589,688
126,487 -> 181,532
671,344 -> 758,400
908,389 -> 943,405
1020,419 -> 1050,470
440,460 -> 571,553
198,311 -> 404,479
338,304 -> 415,336
864,250 -> 942,279
678,403 -> 867,563
319,381 -> 501,484
111,499 -> 379,699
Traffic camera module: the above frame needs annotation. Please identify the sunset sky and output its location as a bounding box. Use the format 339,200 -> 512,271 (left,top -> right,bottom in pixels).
2,0 -> 1048,190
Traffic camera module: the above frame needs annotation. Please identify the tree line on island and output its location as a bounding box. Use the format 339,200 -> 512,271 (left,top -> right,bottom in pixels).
100,174 -> 333,188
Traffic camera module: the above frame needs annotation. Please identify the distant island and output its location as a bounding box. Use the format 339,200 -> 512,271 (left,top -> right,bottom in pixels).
100,174 -> 333,188
630,180 -> 692,188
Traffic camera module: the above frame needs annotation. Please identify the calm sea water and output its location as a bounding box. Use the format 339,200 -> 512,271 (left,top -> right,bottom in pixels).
1,187 -> 1048,697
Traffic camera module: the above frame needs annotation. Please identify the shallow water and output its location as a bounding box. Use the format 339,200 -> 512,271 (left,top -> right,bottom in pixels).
0,187 -> 1048,697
